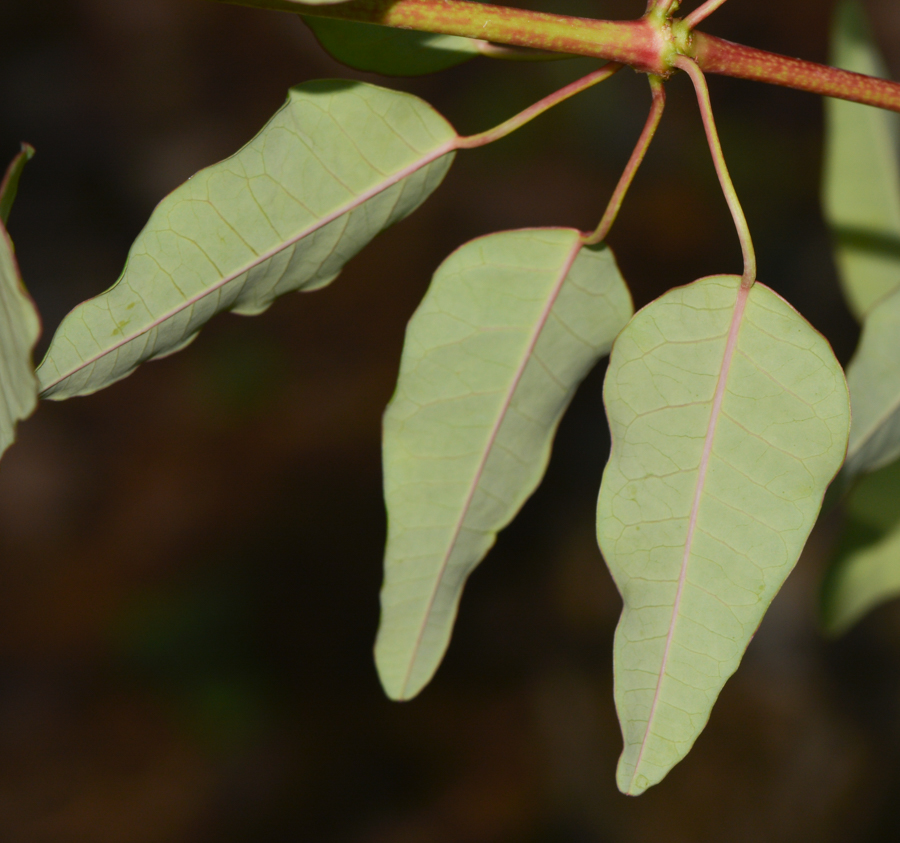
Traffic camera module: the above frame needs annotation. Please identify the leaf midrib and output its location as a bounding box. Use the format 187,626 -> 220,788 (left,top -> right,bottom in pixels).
626,279 -> 751,793
397,235 -> 582,699
39,139 -> 458,393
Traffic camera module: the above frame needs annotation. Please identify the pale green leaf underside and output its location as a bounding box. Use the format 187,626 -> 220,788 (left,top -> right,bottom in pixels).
598,275 -> 849,795
305,17 -> 478,76
844,286 -> 900,478
38,81 -> 457,399
823,0 -> 900,320
0,221 -> 41,460
377,228 -> 633,700
822,459 -> 900,634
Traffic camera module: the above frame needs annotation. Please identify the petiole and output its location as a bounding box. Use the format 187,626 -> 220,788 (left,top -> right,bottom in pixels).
675,56 -> 756,285
455,63 -> 622,149
584,76 -> 666,246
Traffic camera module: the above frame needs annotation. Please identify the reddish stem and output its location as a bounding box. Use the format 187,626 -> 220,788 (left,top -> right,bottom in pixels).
691,33 -> 900,112
222,0 -> 900,114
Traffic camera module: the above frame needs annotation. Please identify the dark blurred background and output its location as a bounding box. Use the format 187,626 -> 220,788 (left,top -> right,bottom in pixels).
0,0 -> 899,840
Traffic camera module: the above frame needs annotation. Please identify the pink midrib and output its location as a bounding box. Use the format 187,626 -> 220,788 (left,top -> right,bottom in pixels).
398,237 -> 583,699
626,280 -> 750,793
40,138 -> 459,393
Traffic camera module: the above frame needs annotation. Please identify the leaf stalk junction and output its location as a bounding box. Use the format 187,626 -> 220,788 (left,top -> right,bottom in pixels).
222,0 -> 900,264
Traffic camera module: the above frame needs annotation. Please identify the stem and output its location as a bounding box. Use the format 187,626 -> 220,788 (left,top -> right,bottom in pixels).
691,33 -> 900,112
584,76 -> 666,245
683,0 -> 729,30
675,56 -> 756,285
456,63 -> 622,149
233,0 -> 670,73
220,0 -> 900,114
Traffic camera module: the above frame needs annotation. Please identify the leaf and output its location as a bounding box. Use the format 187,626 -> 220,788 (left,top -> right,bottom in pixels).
0,143 -> 34,225
0,218 -> 41,460
822,0 -> 900,320
305,17 -> 478,76
842,285 -> 900,479
37,80 -> 457,399
377,228 -> 633,700
597,275 -> 850,795
822,458 -> 900,635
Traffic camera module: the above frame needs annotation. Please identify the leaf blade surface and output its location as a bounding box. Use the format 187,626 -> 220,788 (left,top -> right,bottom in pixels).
823,0 -> 900,320
38,81 -> 457,399
378,228 -> 632,700
305,17 -> 478,76
597,275 -> 849,795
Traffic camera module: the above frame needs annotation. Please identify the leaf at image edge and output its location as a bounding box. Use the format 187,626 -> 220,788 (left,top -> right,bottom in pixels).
377,228 -> 633,700
843,285 -> 900,479
37,80 -> 458,400
822,0 -> 900,320
598,276 -> 850,795
822,459 -> 900,634
0,220 -> 41,460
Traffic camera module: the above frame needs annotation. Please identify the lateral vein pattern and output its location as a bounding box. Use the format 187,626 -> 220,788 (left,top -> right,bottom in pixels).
378,229 -> 632,700
597,275 -> 849,795
38,81 -> 457,399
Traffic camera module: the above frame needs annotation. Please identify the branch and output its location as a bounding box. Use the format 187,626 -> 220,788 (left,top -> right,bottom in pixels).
690,33 -> 900,112
215,0 -> 900,113
222,0 -> 670,73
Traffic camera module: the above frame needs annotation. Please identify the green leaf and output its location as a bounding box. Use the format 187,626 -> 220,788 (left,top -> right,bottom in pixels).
822,458 -> 900,635
843,286 -> 900,478
37,81 -> 457,399
305,17 -> 478,76
0,143 -> 34,225
377,228 -> 633,700
0,219 -> 41,460
597,275 -> 850,795
822,0 -> 900,320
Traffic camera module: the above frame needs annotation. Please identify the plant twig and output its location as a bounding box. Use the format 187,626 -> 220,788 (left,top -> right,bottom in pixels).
675,56 -> 756,285
584,76 -> 666,245
220,0 -> 900,114
690,33 -> 900,112
456,63 -> 622,149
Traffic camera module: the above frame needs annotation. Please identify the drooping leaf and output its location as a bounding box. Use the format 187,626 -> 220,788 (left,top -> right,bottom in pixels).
822,0 -> 900,320
0,143 -> 34,225
842,285 -> 900,479
822,458 -> 900,634
377,228 -> 633,700
305,16 -> 478,76
38,81 -> 457,399
0,218 -> 41,460
597,275 -> 850,795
